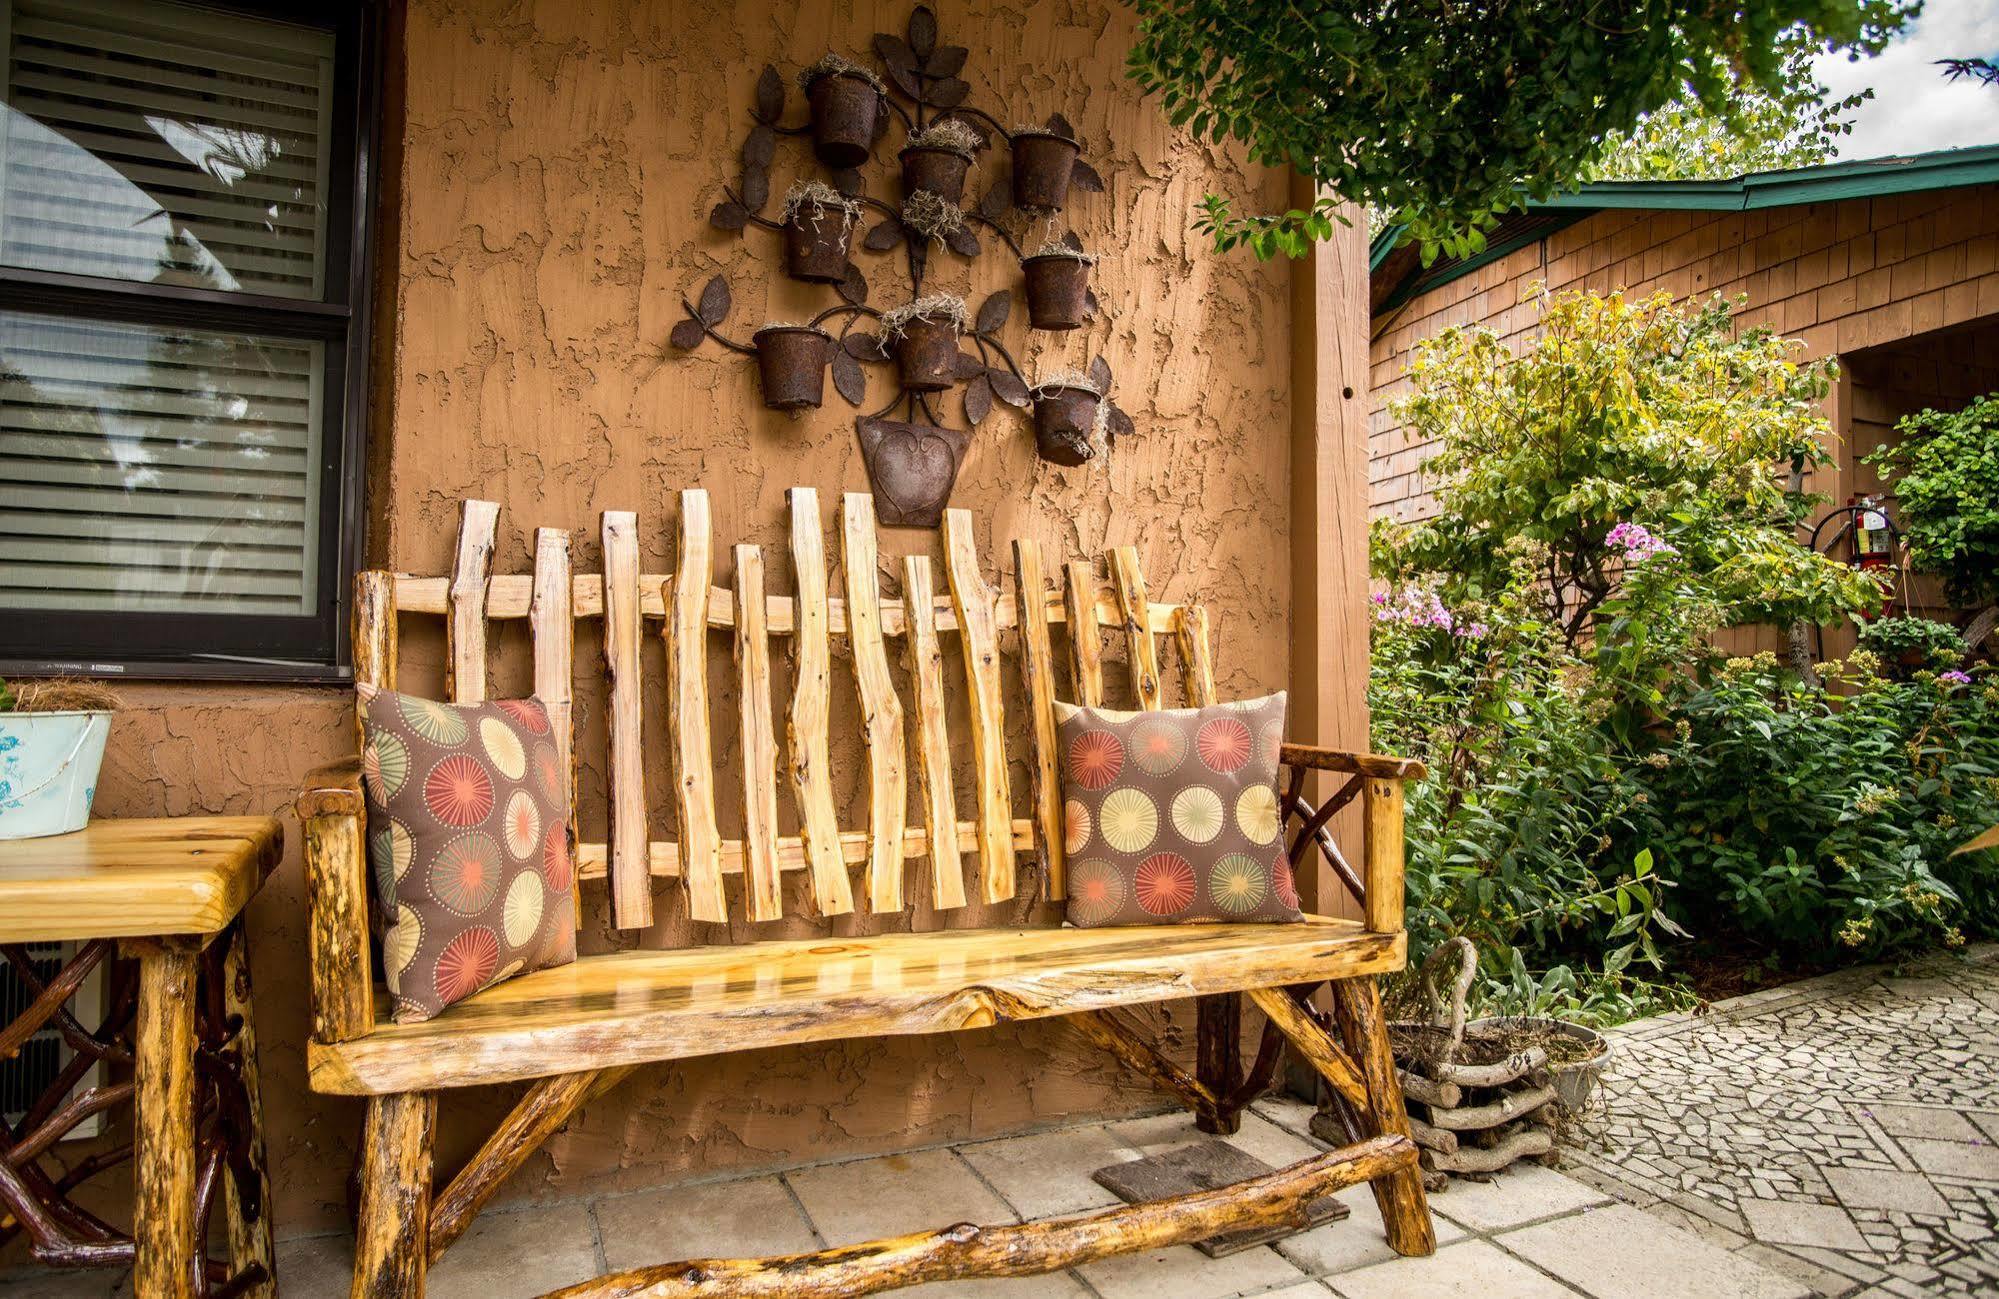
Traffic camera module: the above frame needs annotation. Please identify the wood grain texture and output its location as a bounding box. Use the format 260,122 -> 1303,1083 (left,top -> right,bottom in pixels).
570,819 -> 1035,882
1067,1010 -> 1218,1117
308,919 -> 1404,1094
1195,993 -> 1243,1135
353,570 -> 398,754
1278,745 -> 1427,780
538,1136 -> 1418,1299
733,545 -> 783,923
941,510 -> 1014,905
1246,986 -> 1367,1109
1330,978 -> 1436,1257
446,498 -> 500,703
1109,546 -> 1163,711
428,1066 -> 635,1265
667,490 -> 727,924
784,488 -> 853,917
302,806 -> 374,1044
840,493 -> 906,915
1013,539 -> 1065,901
1363,778 -> 1406,934
1174,604 -> 1218,707
531,528 -> 578,926
134,942 -> 200,1299
221,920 -> 277,1299
900,555 -> 966,912
353,1091 -> 436,1299
1063,559 -> 1105,707
600,510 -> 653,930
0,816 -> 281,944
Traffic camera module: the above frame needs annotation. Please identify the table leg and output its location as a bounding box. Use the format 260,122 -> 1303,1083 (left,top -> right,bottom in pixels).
134,941 -> 200,1299
220,920 -> 277,1297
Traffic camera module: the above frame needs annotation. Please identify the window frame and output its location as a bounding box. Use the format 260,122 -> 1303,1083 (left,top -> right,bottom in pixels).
0,0 -> 383,683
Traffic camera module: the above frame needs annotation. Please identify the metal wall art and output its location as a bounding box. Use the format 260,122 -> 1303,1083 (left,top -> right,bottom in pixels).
670,4 -> 1134,527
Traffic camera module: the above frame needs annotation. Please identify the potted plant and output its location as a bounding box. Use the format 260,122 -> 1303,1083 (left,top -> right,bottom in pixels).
899,118 -> 980,204
1020,240 -> 1096,330
0,678 -> 121,840
779,180 -> 863,283
880,294 -> 967,392
1857,615 -> 1966,676
750,322 -> 835,410
1010,124 -> 1080,211
800,55 -> 884,167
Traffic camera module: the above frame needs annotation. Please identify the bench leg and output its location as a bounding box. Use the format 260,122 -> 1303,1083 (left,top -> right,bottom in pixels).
134,941 -> 201,1299
353,1091 -> 436,1299
1329,977 -> 1435,1257
220,920 -> 277,1298
1193,994 -> 1242,1134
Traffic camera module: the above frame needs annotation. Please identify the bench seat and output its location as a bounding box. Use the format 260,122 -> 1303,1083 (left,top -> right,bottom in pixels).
308,917 -> 1404,1094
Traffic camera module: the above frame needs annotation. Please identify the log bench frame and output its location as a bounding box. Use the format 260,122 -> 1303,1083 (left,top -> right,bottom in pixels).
298,489 -> 1434,1297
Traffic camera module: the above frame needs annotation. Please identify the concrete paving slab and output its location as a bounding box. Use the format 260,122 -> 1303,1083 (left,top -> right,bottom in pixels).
1328,1239 -> 1576,1299
1498,1203 -> 1810,1299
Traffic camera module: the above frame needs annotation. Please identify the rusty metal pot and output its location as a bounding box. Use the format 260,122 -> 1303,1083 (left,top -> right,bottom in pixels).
1010,131 -> 1080,211
807,72 -> 880,168
783,208 -> 854,284
1032,385 -> 1100,466
752,326 -> 832,410
856,417 -> 973,527
894,316 -> 962,392
899,145 -> 972,204
1021,254 -> 1092,331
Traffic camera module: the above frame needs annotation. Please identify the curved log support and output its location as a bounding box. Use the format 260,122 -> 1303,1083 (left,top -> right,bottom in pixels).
538,1137 -> 1419,1299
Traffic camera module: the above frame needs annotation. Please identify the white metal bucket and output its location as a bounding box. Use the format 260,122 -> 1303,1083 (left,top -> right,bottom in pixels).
0,711 -> 112,840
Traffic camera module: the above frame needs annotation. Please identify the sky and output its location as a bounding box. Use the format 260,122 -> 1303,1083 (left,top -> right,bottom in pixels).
1812,0 -> 1999,161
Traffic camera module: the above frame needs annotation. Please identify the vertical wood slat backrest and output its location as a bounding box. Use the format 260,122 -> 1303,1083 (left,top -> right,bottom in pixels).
366,492 -> 1218,933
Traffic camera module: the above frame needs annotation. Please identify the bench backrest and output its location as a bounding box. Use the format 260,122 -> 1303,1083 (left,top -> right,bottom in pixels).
355,487 -> 1223,937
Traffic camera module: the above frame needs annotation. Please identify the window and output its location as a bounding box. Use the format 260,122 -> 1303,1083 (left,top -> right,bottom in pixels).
0,0 -> 379,679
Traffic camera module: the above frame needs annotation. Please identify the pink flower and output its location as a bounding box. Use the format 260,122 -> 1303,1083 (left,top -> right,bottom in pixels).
1606,521 -> 1676,562
1940,670 -> 1971,686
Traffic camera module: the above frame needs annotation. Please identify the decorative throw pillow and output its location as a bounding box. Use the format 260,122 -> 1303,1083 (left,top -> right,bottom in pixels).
1056,692 -> 1302,927
357,685 -> 576,1022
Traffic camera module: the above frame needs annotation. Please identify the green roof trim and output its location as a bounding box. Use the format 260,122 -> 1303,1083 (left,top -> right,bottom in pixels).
1369,145 -> 1999,317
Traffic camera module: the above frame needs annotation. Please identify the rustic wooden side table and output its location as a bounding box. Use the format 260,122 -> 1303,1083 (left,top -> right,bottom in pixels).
1,817 -> 281,1298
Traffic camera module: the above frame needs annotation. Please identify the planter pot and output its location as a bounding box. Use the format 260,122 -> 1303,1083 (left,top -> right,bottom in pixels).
1021,254 -> 1092,330
808,72 -> 880,168
752,326 -> 833,411
856,417 -> 973,528
900,145 -> 972,204
1468,1016 -> 1612,1115
1032,385 -> 1100,466
783,210 -> 854,284
1011,131 -> 1080,212
894,316 -> 961,392
0,710 -> 112,840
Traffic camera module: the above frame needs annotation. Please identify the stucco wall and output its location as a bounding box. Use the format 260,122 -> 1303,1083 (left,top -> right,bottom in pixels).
64,0 -> 1299,1241
1368,184 -> 1999,523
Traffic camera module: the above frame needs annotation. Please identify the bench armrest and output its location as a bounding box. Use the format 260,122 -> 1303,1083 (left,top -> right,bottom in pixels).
1279,743 -> 1426,782
296,756 -> 375,1044
1279,742 -> 1420,936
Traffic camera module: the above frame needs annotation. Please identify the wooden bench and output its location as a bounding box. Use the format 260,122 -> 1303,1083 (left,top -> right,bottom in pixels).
298,488 -> 1434,1297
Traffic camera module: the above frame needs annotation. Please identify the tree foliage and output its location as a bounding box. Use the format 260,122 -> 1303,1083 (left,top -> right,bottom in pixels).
1124,0 -> 1912,260
1865,393 -> 1999,609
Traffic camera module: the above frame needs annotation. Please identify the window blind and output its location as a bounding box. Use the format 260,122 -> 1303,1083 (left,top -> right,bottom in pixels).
0,309 -> 324,615
0,0 -> 336,298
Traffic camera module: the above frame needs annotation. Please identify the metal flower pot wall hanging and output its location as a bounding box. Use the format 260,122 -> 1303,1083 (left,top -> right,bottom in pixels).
672,4 -> 1131,526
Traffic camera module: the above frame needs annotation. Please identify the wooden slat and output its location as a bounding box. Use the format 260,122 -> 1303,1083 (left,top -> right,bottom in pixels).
1064,560 -> 1105,707
785,488 -> 853,917
446,499 -> 500,702
668,490 -> 727,924
1174,604 -> 1218,707
599,511 -> 652,930
734,544 -> 784,923
841,493 -> 907,914
901,555 -> 967,911
530,529 -> 579,928
571,818 -> 1036,880
1013,539 -> 1066,901
1110,545 -> 1163,711
351,569 -> 397,754
942,511 -> 1016,905
1362,777 -> 1406,934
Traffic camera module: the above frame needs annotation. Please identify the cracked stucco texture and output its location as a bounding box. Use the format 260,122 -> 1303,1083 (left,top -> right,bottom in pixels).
75,0 -> 1294,1239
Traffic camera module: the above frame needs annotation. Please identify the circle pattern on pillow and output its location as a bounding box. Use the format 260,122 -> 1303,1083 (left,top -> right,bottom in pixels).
1069,729 -> 1125,789
1236,783 -> 1281,845
542,822 -> 573,893
1063,799 -> 1093,855
1130,717 -> 1188,775
1099,788 -> 1159,853
363,730 -> 409,798
503,870 -> 545,946
423,754 -> 494,827
1196,716 -> 1253,773
1068,859 -> 1128,927
434,926 -> 499,1004
481,716 -> 527,780
503,790 -> 542,860
1170,786 -> 1225,844
1135,852 -> 1197,916
430,832 -> 501,915
399,694 -> 467,745
1208,854 -> 1270,915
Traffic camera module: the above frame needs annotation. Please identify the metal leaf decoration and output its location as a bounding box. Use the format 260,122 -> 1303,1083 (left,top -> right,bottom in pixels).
845,331 -> 889,362
699,276 -> 732,325
752,65 -> 784,124
743,125 -> 776,170
925,45 -> 968,77
964,374 -> 993,425
951,350 -> 987,381
974,290 -> 1010,335
1084,289 -> 1101,319
710,200 -> 750,231
831,167 -> 866,197
863,218 -> 906,252
1088,356 -> 1112,392
1106,403 -> 1134,446
1071,160 -> 1104,194
944,224 -> 981,257
989,369 -> 1030,408
874,33 -> 917,74
831,349 -> 867,405
924,77 -> 970,109
670,316 -> 706,350
838,263 -> 870,305
907,5 -> 937,58
1045,112 -> 1076,140
976,177 -> 1010,224
882,57 -> 922,99
1059,230 -> 1084,251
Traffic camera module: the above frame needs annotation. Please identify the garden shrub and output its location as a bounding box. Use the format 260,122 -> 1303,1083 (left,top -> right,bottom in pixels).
1865,394 -> 1999,611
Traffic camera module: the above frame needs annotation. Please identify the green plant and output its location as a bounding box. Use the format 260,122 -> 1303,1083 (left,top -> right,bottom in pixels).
1865,394 -> 1999,609
1123,0 -> 1911,260
1857,616 -> 1966,672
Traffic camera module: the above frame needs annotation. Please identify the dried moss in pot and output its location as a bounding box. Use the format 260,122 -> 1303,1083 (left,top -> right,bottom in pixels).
881,294 -> 968,392
1029,368 -> 1106,466
898,189 -> 967,246
800,55 -> 884,167
900,119 -> 981,203
779,180 -> 862,283
1021,242 -> 1096,331
751,322 -> 834,411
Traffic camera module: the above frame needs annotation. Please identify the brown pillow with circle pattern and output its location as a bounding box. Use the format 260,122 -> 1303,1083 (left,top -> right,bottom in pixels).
1056,691 -> 1303,927
357,684 -> 576,1022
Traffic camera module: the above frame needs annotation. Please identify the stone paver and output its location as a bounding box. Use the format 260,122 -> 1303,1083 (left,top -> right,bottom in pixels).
1573,944 -> 1999,1297
592,1173 -> 818,1269
1500,1203 -> 1808,1299
1329,1239 -> 1576,1299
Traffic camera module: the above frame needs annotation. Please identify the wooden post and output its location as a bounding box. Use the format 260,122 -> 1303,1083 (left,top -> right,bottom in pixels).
353,1091 -> 436,1299
1329,978 -> 1436,1257
134,940 -> 201,1299
220,920 -> 276,1298
1194,995 -> 1242,1134
1362,777 -> 1405,934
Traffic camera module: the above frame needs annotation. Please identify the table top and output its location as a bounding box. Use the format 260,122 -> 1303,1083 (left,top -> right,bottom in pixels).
0,816 -> 282,944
